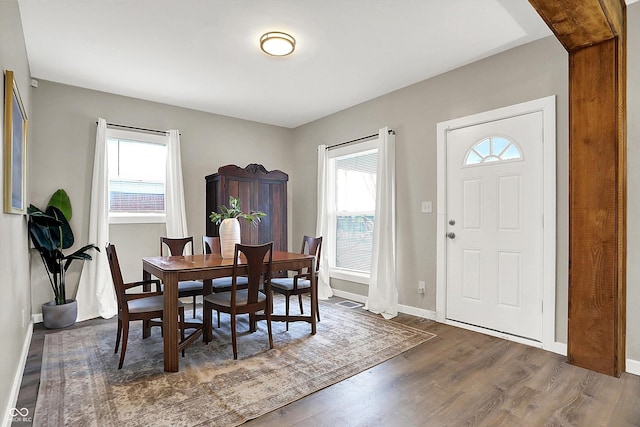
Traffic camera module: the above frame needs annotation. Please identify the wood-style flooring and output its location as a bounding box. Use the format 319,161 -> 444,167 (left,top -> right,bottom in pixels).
13,299 -> 640,426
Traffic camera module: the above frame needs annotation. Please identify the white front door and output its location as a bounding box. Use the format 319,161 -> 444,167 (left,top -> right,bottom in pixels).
445,112 -> 543,341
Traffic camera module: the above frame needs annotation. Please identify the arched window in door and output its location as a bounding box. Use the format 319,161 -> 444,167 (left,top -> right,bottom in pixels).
464,136 -> 522,166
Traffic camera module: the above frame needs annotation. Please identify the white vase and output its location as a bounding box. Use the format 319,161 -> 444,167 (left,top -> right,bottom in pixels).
219,218 -> 241,258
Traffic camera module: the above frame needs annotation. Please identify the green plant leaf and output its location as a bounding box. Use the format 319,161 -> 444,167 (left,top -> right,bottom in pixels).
28,192 -> 97,306
45,206 -> 74,249
47,189 -> 72,221
209,196 -> 267,226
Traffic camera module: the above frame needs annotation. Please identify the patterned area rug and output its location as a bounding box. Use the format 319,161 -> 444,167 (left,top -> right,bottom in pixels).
34,298 -> 436,426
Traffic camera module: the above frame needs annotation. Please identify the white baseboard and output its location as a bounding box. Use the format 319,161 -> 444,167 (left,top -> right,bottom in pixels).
397,303 -> 437,320
330,289 -> 437,320
330,289 -> 367,304
32,313 -> 42,324
330,289 -> 570,357
626,358 -> 640,376
3,321 -> 33,427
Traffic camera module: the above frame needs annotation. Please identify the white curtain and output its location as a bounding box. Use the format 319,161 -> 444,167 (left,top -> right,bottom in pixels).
165,129 -> 189,246
76,118 -> 117,321
315,145 -> 334,299
365,127 -> 398,319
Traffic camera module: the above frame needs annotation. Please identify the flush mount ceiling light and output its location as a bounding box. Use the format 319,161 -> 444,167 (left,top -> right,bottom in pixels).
260,32 -> 296,56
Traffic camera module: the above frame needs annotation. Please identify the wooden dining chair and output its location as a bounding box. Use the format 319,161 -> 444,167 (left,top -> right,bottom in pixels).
203,242 -> 274,359
202,236 -> 249,327
271,235 -> 322,330
160,236 -> 204,318
105,242 -> 185,369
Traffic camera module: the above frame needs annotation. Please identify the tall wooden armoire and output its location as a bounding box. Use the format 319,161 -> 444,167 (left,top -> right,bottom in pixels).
205,164 -> 288,251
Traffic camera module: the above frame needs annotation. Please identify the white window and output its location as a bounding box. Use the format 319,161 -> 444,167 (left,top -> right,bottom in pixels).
327,138 -> 379,284
464,136 -> 522,166
106,128 -> 167,223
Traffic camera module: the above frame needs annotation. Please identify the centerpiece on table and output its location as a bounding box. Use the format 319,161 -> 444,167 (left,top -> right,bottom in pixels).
209,196 -> 266,258
28,189 -> 99,328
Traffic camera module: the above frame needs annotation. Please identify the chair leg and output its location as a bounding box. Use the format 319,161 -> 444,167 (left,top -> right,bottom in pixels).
142,318 -> 151,339
118,321 -> 130,369
316,295 -> 320,321
298,294 -> 304,314
285,295 -> 290,331
203,301 -> 211,343
249,313 -> 257,333
231,314 -> 238,360
217,311 -> 221,328
180,306 -> 186,357
192,295 -> 197,318
115,318 -> 122,353
266,307 -> 274,350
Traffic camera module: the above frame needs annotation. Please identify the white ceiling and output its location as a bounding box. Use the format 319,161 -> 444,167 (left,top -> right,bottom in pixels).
17,0 -> 559,128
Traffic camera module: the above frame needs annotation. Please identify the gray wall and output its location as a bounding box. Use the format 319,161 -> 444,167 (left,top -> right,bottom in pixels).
291,3 -> 640,361
292,35 -> 570,342
29,82 -> 293,309
0,1 -> 32,423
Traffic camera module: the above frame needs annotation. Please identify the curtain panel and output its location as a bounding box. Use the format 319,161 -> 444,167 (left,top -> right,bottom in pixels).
364,127 -> 398,319
316,144 -> 334,299
76,118 -> 117,321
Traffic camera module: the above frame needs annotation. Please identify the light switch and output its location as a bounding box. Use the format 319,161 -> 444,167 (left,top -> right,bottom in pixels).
421,201 -> 432,213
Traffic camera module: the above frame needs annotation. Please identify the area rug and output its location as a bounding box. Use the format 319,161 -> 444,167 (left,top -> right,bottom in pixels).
34,298 -> 436,426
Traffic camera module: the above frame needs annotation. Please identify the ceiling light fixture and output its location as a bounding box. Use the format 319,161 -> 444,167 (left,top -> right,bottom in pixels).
260,32 -> 296,56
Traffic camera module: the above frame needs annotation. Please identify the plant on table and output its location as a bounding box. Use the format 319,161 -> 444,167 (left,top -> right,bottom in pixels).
209,196 -> 266,258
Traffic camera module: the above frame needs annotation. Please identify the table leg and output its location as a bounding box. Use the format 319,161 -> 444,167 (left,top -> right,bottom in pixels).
142,270 -> 151,292
163,271 -> 179,372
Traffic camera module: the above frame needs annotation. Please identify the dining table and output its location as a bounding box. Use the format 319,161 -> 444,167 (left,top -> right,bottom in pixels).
142,250 -> 317,372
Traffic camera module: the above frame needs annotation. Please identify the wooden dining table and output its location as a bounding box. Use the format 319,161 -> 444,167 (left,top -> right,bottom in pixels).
142,250 -> 317,372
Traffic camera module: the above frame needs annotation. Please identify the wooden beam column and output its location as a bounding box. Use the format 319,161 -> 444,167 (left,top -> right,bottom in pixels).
529,0 -> 626,376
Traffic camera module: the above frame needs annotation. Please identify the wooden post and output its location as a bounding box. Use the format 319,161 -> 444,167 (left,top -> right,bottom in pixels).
529,0 -> 626,376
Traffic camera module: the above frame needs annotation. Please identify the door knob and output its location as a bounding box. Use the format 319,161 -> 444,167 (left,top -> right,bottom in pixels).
447,232 -> 456,239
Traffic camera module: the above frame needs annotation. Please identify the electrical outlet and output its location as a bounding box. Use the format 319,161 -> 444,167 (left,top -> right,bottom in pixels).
418,280 -> 426,294
421,201 -> 432,213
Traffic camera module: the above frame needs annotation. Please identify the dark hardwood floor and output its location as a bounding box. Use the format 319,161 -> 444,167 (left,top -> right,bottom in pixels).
13,299 -> 640,426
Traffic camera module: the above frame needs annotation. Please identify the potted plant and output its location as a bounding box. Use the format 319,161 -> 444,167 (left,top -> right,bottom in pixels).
209,196 -> 266,258
28,189 -> 99,328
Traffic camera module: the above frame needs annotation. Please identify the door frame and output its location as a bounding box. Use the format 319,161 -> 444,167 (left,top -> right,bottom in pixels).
436,96 -> 561,354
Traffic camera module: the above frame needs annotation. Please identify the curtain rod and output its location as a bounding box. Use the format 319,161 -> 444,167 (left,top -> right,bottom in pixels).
327,129 -> 395,150
96,121 -> 171,135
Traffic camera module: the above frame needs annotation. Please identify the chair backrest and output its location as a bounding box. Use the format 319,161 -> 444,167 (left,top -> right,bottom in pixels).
202,236 -> 221,255
105,242 -> 126,311
233,242 -> 273,305
160,236 -> 194,256
301,235 -> 323,272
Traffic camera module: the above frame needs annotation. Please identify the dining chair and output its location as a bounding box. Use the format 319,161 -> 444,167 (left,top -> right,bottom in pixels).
160,236 -> 204,318
271,235 -> 322,330
105,242 -> 185,369
203,242 -> 274,359
202,236 -> 249,327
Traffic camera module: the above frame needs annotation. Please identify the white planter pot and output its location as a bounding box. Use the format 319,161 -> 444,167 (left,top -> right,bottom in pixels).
219,218 -> 241,258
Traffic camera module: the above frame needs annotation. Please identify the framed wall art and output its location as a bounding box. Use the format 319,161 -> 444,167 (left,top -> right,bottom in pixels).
4,70 -> 28,214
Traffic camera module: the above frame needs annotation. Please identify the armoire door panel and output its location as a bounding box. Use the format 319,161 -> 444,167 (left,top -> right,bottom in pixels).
205,164 -> 288,252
